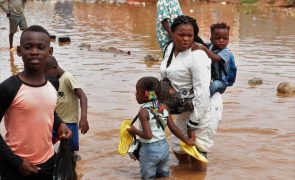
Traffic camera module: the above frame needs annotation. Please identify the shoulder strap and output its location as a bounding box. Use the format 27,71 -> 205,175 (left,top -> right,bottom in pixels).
211,47 -> 228,77
162,40 -> 172,58
166,45 -> 175,68
161,40 -> 175,69
145,107 -> 165,131
219,62 -> 228,77
131,114 -> 139,143
131,106 -> 166,142
131,114 -> 139,125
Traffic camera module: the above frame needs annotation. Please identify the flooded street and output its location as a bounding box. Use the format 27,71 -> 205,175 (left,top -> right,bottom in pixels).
0,0 -> 295,179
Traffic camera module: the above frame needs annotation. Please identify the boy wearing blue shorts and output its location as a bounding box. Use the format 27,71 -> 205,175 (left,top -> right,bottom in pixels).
45,56 -> 89,160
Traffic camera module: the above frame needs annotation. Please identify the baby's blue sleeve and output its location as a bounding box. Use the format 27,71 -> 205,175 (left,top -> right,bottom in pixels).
217,48 -> 231,65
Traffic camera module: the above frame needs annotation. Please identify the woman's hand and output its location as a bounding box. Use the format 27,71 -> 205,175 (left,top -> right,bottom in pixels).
185,134 -> 196,146
191,43 -> 204,51
184,129 -> 196,146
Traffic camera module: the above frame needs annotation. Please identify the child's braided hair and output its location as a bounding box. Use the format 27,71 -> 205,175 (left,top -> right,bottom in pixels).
137,77 -> 161,100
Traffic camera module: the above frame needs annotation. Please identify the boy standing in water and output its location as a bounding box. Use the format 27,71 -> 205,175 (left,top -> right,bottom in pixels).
197,22 -> 233,96
45,56 -> 89,160
0,25 -> 72,179
128,77 -> 195,179
0,0 -> 28,51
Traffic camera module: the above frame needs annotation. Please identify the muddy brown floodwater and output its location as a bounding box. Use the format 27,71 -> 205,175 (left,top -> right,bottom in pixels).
0,0 -> 294,179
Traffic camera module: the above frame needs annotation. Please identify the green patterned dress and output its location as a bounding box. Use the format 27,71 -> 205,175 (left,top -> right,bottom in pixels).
156,0 -> 182,49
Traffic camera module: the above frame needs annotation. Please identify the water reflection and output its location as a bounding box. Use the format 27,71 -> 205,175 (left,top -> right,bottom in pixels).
169,163 -> 207,180
53,0 -> 74,34
9,52 -> 19,75
55,0 -> 73,17
144,59 -> 160,68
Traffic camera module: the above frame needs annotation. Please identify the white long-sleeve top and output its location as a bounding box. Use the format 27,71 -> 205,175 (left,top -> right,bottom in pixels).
160,43 -> 211,129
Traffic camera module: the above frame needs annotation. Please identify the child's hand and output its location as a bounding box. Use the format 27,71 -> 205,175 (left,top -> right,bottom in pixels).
191,43 -> 204,51
79,119 -> 89,134
127,125 -> 136,136
18,159 -> 40,176
58,123 -> 72,139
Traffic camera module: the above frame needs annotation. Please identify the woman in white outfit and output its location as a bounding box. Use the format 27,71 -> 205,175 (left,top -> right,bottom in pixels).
160,15 -> 223,167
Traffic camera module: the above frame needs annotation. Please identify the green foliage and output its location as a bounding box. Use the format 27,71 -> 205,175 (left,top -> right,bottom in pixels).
287,0 -> 295,7
241,0 -> 257,4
